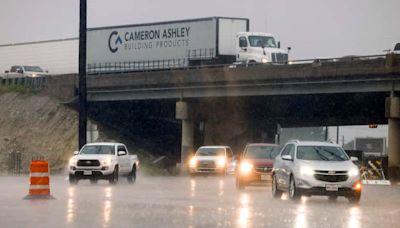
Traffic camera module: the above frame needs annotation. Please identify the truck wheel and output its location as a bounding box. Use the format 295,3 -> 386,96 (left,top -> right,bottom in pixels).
127,165 -> 136,184
109,166 -> 119,184
272,174 -> 283,198
289,175 -> 301,201
236,177 -> 245,190
69,174 -> 78,185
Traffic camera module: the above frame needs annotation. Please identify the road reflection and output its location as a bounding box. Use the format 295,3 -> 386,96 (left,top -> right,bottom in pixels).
66,187 -> 75,224
103,187 -> 113,227
219,179 -> 224,197
237,193 -> 251,228
190,179 -> 196,197
294,200 -> 307,228
347,206 -> 361,228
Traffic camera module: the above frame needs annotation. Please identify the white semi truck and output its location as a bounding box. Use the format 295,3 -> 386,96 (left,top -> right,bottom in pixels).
87,17 -> 289,72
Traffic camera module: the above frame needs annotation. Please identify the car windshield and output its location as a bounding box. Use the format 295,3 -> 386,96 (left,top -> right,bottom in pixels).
23,66 -> 43,72
248,36 -> 276,48
80,145 -> 114,155
296,146 -> 349,161
244,146 -> 281,159
196,147 -> 225,156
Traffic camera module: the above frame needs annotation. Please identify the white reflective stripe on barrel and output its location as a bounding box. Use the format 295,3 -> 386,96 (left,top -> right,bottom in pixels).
30,172 -> 49,177
29,185 -> 50,190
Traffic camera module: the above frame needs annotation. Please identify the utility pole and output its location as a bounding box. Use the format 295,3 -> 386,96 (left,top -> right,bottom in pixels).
78,0 -> 87,149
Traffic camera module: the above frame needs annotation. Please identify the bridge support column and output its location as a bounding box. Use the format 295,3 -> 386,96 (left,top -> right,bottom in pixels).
386,96 -> 400,180
176,101 -> 194,169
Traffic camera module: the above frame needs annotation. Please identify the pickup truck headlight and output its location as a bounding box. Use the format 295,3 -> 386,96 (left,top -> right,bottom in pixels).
101,157 -> 113,166
261,57 -> 269,63
216,157 -> 226,168
348,168 -> 359,177
189,157 -> 197,168
239,161 -> 253,175
69,157 -> 77,166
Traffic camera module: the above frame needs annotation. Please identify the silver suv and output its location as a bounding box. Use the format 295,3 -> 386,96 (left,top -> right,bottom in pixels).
272,140 -> 362,203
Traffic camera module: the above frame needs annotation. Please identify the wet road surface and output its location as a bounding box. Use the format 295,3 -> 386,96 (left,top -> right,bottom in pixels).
0,175 -> 399,227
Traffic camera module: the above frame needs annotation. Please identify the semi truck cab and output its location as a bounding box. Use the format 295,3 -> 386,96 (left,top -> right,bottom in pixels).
236,32 -> 289,64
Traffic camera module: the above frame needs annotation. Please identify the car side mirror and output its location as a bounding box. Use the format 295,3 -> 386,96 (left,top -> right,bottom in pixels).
5,70 -> 9,73
17,69 -> 23,74
118,150 -> 127,156
350,156 -> 358,162
73,151 -> 79,155
282,155 -> 293,161
278,41 -> 281,49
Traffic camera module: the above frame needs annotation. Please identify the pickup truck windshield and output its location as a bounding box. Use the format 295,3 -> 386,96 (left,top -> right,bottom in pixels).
80,145 -> 115,155
196,148 -> 225,156
244,146 -> 280,159
296,146 -> 349,161
23,66 -> 43,72
248,36 -> 276,48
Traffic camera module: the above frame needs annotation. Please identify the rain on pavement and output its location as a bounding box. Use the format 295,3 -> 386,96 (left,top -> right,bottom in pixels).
1,175 -> 400,227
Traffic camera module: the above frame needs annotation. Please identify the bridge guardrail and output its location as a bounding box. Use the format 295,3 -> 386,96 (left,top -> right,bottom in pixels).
87,54 -> 391,75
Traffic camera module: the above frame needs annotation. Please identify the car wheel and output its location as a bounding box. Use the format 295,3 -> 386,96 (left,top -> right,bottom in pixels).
236,177 -> 245,190
127,165 -> 136,184
272,174 -> 283,198
109,166 -> 119,184
289,175 -> 301,200
348,191 -> 361,204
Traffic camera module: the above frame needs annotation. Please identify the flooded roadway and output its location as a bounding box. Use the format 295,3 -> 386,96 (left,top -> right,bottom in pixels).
0,175 -> 399,227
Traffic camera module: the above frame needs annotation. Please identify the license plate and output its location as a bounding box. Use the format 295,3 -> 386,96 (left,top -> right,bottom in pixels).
261,174 -> 270,181
83,170 -> 92,175
325,184 -> 339,191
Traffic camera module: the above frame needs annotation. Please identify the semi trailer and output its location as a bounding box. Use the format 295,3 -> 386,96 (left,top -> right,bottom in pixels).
86,17 -> 289,73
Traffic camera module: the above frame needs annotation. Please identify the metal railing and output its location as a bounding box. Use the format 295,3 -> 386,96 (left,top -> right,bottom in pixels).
0,76 -> 46,90
87,59 -> 188,74
87,54 -> 390,75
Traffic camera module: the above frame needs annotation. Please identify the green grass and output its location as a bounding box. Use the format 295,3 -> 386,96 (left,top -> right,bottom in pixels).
0,84 -> 38,95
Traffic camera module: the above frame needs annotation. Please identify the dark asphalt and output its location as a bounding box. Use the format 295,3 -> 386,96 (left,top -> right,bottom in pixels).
0,175 -> 399,227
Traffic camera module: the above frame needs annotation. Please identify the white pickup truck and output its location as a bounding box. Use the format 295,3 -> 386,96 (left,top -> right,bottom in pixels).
68,142 -> 139,184
2,65 -> 49,79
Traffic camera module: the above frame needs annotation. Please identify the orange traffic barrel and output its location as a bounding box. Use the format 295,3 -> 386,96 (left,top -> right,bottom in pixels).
24,160 -> 54,199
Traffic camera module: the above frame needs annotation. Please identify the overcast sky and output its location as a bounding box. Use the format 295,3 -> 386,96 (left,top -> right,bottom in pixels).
0,0 -> 395,142
1,0 -> 399,59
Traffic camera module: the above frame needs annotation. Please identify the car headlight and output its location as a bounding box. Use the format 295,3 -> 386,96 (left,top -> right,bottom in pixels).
300,166 -> 315,176
261,57 -> 269,63
216,157 -> 226,168
102,157 -> 113,166
348,168 -> 359,177
239,161 -> 253,175
69,157 -> 77,166
189,157 -> 197,168
31,74 -> 37,77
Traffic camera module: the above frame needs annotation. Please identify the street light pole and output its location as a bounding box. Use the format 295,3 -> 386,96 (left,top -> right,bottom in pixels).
78,0 -> 87,149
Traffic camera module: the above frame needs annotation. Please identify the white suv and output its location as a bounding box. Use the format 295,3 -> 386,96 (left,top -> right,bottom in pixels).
272,140 -> 362,203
